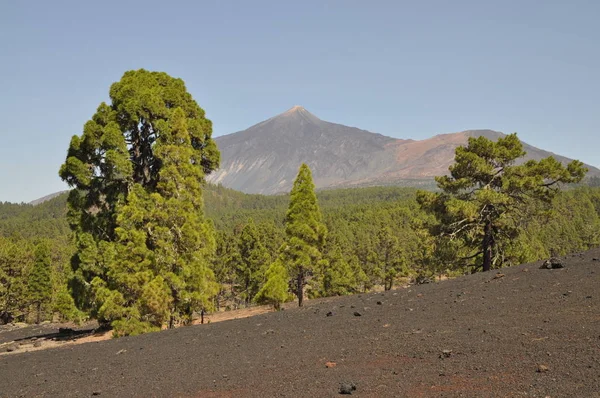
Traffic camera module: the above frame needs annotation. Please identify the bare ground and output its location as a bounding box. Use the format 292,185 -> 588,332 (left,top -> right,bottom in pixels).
1,249 -> 599,397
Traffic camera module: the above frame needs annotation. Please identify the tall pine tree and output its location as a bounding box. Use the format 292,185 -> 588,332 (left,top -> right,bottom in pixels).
281,164 -> 326,307
59,70 -> 220,335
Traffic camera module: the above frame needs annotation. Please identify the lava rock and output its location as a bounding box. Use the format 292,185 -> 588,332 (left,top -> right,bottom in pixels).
33,340 -> 42,348
5,343 -> 19,352
339,382 -> 357,394
540,257 -> 565,269
537,364 -> 550,373
440,349 -> 452,358
415,275 -> 433,284
353,312 -> 362,317
326,311 -> 334,317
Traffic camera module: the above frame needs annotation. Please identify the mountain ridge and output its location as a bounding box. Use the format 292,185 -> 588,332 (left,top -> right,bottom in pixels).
209,107 -> 599,194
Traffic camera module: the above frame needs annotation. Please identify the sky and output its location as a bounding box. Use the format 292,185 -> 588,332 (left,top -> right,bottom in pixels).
1,0 -> 599,203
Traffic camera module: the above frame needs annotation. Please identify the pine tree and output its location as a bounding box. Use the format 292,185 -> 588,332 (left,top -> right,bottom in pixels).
281,164 -> 326,306
319,245 -> 357,296
28,242 -> 53,323
0,237 -> 32,324
417,133 -> 587,272
213,231 -> 241,310
59,70 -> 220,335
375,227 -> 405,291
255,259 -> 290,310
237,219 -> 270,306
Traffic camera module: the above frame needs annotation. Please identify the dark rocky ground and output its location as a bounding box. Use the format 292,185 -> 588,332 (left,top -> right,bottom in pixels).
1,249 -> 599,397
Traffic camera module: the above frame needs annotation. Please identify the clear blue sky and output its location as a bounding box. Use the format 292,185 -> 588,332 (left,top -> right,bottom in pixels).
1,0 -> 599,203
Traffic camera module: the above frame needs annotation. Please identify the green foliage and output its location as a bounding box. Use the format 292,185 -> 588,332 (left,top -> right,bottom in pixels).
28,242 -> 53,323
3,153 -> 599,325
59,70 -> 220,335
237,219 -> 270,305
418,133 -> 587,272
375,227 -> 406,290
314,244 -> 360,297
0,237 -> 32,323
281,164 -> 327,306
255,259 -> 291,310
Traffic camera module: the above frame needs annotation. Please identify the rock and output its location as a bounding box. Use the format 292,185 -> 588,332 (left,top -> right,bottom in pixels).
540,257 -> 564,269
326,311 -> 334,317
116,349 -> 127,355
376,301 -> 382,305
440,349 -> 452,358
493,273 -> 505,279
5,343 -> 19,352
339,382 -> 357,394
593,258 -> 600,262
33,340 -> 42,348
537,364 -> 550,373
353,312 -> 362,317
92,391 -> 101,396
325,361 -> 337,368
415,275 -> 433,284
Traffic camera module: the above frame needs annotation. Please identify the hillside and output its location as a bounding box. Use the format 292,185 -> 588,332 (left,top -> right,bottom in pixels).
209,107 -> 600,194
2,249 -> 599,397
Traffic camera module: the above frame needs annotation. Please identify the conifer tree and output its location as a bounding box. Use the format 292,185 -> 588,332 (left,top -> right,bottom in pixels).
59,70 -> 220,335
417,133 -> 586,272
237,219 -> 270,306
0,237 -> 32,324
375,227 -> 405,290
319,245 -> 357,296
255,259 -> 290,310
213,231 -> 241,309
28,242 -> 53,323
281,164 -> 326,306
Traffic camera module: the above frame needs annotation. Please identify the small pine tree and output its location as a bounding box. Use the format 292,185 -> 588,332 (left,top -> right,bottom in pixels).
375,227 -> 405,291
255,259 -> 290,310
320,246 -> 357,296
237,219 -> 271,306
28,242 -> 53,323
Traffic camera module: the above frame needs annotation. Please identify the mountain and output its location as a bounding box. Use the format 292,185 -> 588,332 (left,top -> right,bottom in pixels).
209,106 -> 402,193
29,191 -> 68,206
209,107 -> 600,194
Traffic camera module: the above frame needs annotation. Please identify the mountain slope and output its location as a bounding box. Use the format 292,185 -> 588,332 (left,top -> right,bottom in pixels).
2,249 -> 599,397
209,106 -> 403,193
209,107 -> 599,194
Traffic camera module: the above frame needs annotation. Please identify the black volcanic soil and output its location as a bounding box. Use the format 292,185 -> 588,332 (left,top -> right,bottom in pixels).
1,250 -> 600,398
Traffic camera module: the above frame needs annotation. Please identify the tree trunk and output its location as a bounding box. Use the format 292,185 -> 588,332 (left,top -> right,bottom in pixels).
36,302 -> 41,324
169,314 -> 175,329
245,279 -> 250,308
482,218 -> 492,272
296,269 -> 304,307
